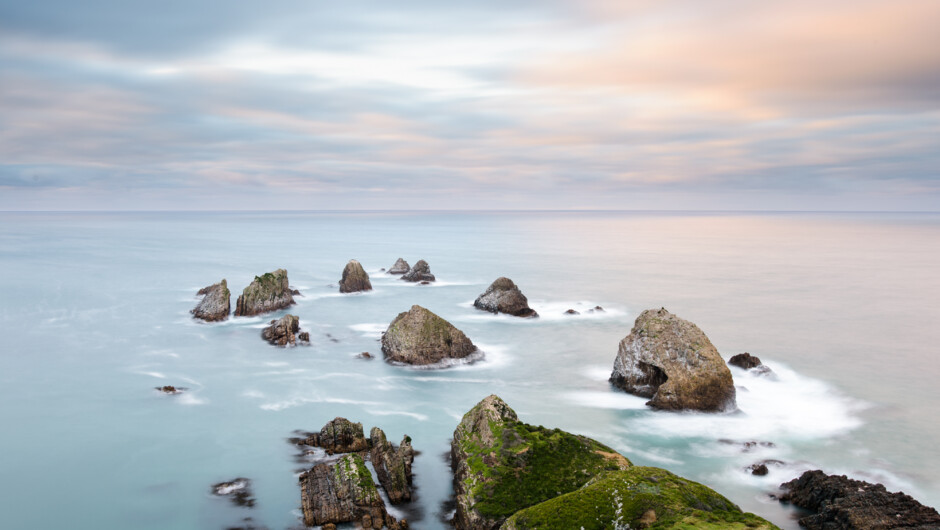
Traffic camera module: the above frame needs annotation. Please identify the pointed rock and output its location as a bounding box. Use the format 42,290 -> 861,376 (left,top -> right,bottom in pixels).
381,305 -> 477,366
369,427 -> 415,504
191,279 -> 231,321
339,259 -> 372,293
473,277 -> 538,318
234,269 -> 295,317
388,258 -> 410,275
400,259 -> 435,282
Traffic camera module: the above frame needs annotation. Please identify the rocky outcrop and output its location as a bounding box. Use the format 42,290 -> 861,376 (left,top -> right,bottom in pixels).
234,269 -> 295,317
339,259 -> 372,293
729,352 -> 774,376
212,478 -> 255,507
261,314 -> 303,347
299,453 -> 387,528
609,308 -> 736,412
451,395 -> 631,530
388,258 -> 410,275
370,427 -> 415,504
191,279 -> 231,321
400,260 -> 435,282
381,305 -> 477,366
298,417 -> 369,455
779,470 -> 940,529
155,385 -> 186,394
473,278 -> 538,318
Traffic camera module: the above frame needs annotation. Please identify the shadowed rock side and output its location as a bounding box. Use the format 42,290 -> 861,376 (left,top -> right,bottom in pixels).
299,453 -> 387,528
473,277 -> 538,318
381,305 -> 477,366
401,259 -> 435,282
298,417 -> 369,455
370,427 -> 415,504
610,308 -> 736,412
451,395 -> 632,530
339,259 -> 372,293
192,279 -> 231,321
234,269 -> 295,317
729,352 -> 774,376
261,314 -> 305,347
388,258 -> 410,275
779,470 -> 940,529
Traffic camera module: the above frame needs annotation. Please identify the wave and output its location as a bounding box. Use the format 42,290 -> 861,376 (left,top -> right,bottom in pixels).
349,322 -> 386,339
370,410 -> 430,421
260,396 -> 383,412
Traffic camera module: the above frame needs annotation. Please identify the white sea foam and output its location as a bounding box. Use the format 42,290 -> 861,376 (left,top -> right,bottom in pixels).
527,300 -> 628,322
350,322 -> 386,338
583,365 -> 614,381
371,410 -> 430,421
178,393 -> 207,406
242,390 -> 265,399
564,391 -> 648,410
260,396 -> 382,412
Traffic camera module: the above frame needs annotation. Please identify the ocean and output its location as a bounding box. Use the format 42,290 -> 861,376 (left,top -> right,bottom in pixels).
1,210 -> 938,529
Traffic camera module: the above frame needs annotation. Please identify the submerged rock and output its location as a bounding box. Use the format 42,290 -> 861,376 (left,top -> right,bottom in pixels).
564,308 -> 579,315
357,352 -> 374,360
400,259 -> 435,282
234,269 -> 295,317
212,478 -> 255,508
473,277 -> 538,318
609,308 -> 736,412
388,258 -> 410,275
191,279 -> 231,321
261,314 -> 301,347
381,305 -> 477,366
299,453 -> 387,527
779,470 -> 940,529
729,352 -> 774,376
370,427 -> 415,504
298,417 -> 369,455
339,259 -> 372,293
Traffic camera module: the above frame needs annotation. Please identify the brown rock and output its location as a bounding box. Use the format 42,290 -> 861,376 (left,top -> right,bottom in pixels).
234,269 -> 295,317
192,279 -> 231,321
400,260 -> 435,282
387,258 -> 410,275
369,427 -> 415,504
298,417 -> 369,454
261,314 -> 300,347
299,454 -> 387,527
339,259 -> 373,293
381,305 -> 477,366
473,277 -> 538,318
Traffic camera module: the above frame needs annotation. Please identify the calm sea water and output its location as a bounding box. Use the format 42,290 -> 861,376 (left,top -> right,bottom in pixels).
1,211 -> 938,529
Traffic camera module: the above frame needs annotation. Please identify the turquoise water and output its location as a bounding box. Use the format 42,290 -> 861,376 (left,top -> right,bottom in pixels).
1,211 -> 938,529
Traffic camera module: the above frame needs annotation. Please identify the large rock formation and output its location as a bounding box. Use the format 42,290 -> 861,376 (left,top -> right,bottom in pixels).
191,279 -> 230,321
299,453 -> 388,528
451,395 -> 631,530
261,314 -> 302,347
400,259 -> 435,282
339,259 -> 372,293
473,277 -> 538,318
779,470 -> 940,529
370,427 -> 415,504
234,269 -> 295,317
388,258 -> 410,275
381,305 -> 477,366
609,308 -> 736,412
297,417 -> 369,455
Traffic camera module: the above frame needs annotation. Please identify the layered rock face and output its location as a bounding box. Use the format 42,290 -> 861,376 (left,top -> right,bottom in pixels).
400,260 -> 435,282
370,427 -> 415,504
381,305 -> 477,366
234,269 -> 295,316
473,277 -> 538,318
339,259 -> 372,293
609,308 -> 736,412
261,314 -> 302,346
388,258 -> 410,275
191,279 -> 231,321
779,470 -> 940,529
300,453 -> 387,528
298,417 -> 369,455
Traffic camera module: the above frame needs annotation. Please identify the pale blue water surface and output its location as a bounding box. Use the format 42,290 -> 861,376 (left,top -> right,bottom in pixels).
1,211 -> 939,529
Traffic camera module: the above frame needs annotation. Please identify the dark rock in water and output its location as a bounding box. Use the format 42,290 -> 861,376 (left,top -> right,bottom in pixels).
290,288 -> 301,296
401,259 -> 435,282
192,279 -> 231,321
381,305 -> 477,366
297,331 -> 310,344
473,277 -> 538,318
564,308 -> 579,315
261,314 -> 300,347
370,427 -> 415,504
357,352 -> 373,360
419,280 -> 430,285
719,439 -> 776,452
779,470 -> 940,529
388,258 -> 410,275
610,308 -> 737,412
298,417 -> 369,454
751,464 -> 769,476
729,352 -> 774,376
224,516 -> 267,530
234,269 -> 295,317
380,268 -> 386,272
339,259 -> 372,293
212,478 -> 255,507
299,454 -> 387,527
593,305 -> 605,312
155,385 -> 186,394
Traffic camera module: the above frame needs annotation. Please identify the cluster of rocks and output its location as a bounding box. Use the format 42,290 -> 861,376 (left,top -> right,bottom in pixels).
191,269 -> 297,322
400,259 -> 435,283
294,417 -> 413,529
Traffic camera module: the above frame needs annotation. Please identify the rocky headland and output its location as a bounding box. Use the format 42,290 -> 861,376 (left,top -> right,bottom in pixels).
339,259 -> 372,293
234,269 -> 295,317
381,305 -> 478,366
473,277 -> 538,318
400,259 -> 435,283
191,279 -> 231,321
609,308 -> 737,412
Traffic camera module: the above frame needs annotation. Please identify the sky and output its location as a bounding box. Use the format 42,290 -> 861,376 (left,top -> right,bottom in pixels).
1,0 -> 938,211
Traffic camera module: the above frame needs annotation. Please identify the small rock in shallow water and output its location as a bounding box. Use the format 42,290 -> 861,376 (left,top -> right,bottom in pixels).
155,385 -> 186,394
357,352 -> 373,360
750,464 -> 769,476
564,308 -> 579,315
212,478 -> 255,507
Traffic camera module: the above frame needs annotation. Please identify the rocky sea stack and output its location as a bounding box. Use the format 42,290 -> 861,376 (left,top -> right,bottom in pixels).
400,259 -> 435,283
234,269 -> 295,317
473,277 -> 538,318
261,314 -> 308,347
381,305 -> 477,366
297,417 -> 369,455
191,279 -> 230,321
300,453 -> 389,528
370,427 -> 415,504
339,259 -> 372,293
387,258 -> 410,275
610,308 -> 736,412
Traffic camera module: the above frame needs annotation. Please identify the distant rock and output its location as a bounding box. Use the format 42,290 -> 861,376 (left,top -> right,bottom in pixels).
155,385 -> 186,394
381,305 -> 477,366
473,277 -> 538,318
388,258 -> 410,275
339,259 -> 372,293
357,352 -> 373,360
299,454 -> 388,528
212,478 -> 255,507
779,470 -> 940,529
261,314 -> 301,347
191,279 -> 231,321
718,439 -> 776,452
400,259 -> 435,282
590,305 -> 605,313
297,417 -> 369,455
729,352 -> 774,376
298,331 -> 310,343
370,427 -> 415,504
609,308 -> 737,412
234,269 -> 295,317
750,464 -> 769,476
564,308 -> 579,315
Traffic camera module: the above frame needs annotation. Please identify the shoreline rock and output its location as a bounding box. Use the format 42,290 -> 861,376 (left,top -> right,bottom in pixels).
400,260 -> 435,283
609,308 -> 737,412
234,269 -> 295,317
381,305 -> 477,366
388,258 -> 410,275
339,259 -> 373,293
191,279 -> 231,321
473,277 -> 538,318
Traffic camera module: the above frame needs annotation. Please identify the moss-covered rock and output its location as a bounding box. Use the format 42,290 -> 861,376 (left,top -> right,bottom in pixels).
339,259 -> 373,293
381,305 -> 477,366
299,453 -> 387,527
370,427 -> 415,504
501,466 -> 779,529
191,279 -> 230,321
234,269 -> 295,317
610,308 -> 736,412
473,277 -> 538,318
451,395 -> 631,529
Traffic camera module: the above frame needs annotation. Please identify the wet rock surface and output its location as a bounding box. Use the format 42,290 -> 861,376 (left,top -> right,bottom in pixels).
381,305 -> 477,366
234,269 -> 295,317
400,259 -> 435,282
192,279 -> 231,321
370,427 -> 415,504
339,259 -> 372,293
473,277 -> 538,318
